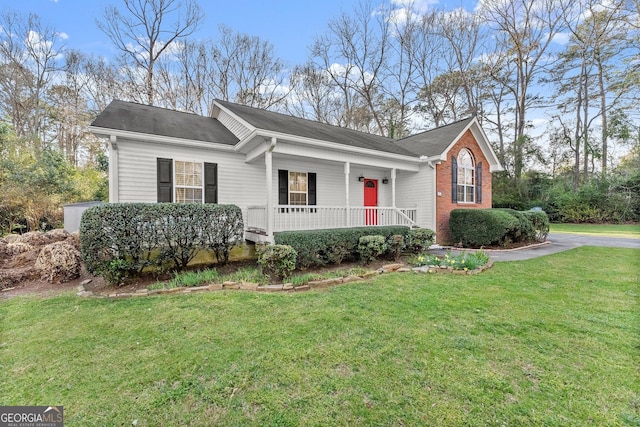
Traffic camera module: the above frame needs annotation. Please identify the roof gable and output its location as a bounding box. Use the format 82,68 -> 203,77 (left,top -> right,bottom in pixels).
395,118 -> 475,157
214,99 -> 417,157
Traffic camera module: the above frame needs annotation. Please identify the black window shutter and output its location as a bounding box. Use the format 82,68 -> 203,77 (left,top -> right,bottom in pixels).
278,169 -> 288,205
308,172 -> 317,205
476,162 -> 482,203
204,162 -> 218,203
157,158 -> 173,202
451,156 -> 458,203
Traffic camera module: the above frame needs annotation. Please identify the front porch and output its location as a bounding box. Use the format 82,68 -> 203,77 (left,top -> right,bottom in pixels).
246,205 -> 417,242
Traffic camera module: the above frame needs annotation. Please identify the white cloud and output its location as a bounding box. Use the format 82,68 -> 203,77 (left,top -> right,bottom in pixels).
551,32 -> 570,45
58,32 -> 69,40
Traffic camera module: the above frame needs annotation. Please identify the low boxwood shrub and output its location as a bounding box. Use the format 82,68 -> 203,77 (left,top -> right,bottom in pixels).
494,208 -> 536,243
450,208 -> 548,247
449,209 -> 520,247
275,226 -> 410,269
522,210 -> 550,242
256,244 -> 297,281
405,228 -> 435,253
358,235 -> 387,264
386,235 -> 404,261
80,203 -> 244,284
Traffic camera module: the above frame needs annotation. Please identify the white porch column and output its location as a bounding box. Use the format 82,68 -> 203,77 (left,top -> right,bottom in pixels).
391,168 -> 397,208
265,137 -> 277,240
344,162 -> 351,227
109,135 -> 119,203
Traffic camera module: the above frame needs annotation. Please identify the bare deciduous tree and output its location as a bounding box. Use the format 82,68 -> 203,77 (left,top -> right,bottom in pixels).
479,0 -> 567,179
97,0 -> 204,106
0,10 -> 64,143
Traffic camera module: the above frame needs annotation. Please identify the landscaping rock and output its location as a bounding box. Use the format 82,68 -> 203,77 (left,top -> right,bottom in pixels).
382,263 -> 403,272
239,282 -> 259,291
256,284 -> 283,292
34,241 -> 82,284
309,278 -> 342,289
342,275 -> 363,284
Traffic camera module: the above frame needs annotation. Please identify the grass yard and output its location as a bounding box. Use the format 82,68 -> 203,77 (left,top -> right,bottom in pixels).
1,246 -> 639,426
550,223 -> 640,238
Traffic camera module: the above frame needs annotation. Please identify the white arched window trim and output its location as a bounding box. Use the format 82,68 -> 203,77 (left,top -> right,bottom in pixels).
457,149 -> 475,203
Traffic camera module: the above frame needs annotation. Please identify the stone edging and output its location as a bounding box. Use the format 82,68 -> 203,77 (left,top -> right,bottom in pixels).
77,261 -> 494,299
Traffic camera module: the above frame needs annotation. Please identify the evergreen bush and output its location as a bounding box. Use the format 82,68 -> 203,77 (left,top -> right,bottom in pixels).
80,203 -> 244,284
275,226 -> 409,269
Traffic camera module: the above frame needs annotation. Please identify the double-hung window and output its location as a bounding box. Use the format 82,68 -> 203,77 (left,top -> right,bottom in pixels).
288,171 -> 308,205
175,160 -> 203,203
278,169 -> 316,210
157,158 -> 218,203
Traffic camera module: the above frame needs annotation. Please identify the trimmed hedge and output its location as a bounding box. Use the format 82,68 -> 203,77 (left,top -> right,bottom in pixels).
275,226 -> 410,269
449,208 -> 549,247
80,203 -> 244,283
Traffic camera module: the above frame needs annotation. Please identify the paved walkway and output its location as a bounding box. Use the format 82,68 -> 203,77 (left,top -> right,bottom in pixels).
430,233 -> 640,262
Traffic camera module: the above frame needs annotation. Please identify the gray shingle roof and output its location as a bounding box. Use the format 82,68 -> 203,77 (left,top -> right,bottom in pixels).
215,99 -> 418,157
91,99 -> 473,159
90,100 -> 239,145
395,117 -> 474,157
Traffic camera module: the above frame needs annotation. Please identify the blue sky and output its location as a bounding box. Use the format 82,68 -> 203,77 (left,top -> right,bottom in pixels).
4,0 -> 478,65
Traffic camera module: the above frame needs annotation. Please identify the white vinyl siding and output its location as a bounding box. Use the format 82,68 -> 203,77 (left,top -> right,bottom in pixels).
114,138 -> 265,213
396,166 -> 434,230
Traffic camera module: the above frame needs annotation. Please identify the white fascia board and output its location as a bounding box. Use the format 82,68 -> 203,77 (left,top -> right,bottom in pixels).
255,129 -> 421,165
88,126 -> 237,152
429,118 -> 504,172
245,141 -> 268,163
234,129 -> 261,153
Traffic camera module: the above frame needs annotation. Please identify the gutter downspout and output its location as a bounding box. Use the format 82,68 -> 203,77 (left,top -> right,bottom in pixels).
428,160 -> 436,239
109,135 -> 119,203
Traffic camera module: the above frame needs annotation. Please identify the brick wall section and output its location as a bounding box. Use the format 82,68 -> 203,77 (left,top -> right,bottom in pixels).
435,129 -> 493,244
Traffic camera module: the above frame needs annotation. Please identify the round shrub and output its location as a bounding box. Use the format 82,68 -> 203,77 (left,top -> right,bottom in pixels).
256,244 -> 297,281
35,241 -> 81,283
358,235 -> 387,264
406,228 -> 435,253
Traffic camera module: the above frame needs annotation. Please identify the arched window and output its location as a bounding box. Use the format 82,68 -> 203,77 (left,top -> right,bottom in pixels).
457,149 -> 475,203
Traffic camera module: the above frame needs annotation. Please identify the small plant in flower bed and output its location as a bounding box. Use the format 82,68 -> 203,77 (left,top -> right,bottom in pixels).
409,249 -> 489,271
148,266 -> 268,290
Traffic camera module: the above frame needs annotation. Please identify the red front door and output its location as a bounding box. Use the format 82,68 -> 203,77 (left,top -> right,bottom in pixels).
364,178 -> 378,225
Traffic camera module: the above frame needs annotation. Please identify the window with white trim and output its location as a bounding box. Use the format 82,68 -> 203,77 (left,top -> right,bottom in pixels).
175,160 -> 203,203
456,149 -> 475,203
288,171 -> 308,205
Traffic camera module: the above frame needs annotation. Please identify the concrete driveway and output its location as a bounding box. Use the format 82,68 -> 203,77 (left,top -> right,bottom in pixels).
489,233 -> 640,261
432,233 -> 640,262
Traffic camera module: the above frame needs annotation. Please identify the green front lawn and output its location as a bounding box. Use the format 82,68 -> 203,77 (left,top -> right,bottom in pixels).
1,247 -> 638,426
550,223 -> 640,238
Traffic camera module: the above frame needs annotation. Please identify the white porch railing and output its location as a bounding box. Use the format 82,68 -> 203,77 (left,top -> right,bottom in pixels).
247,205 -> 417,234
